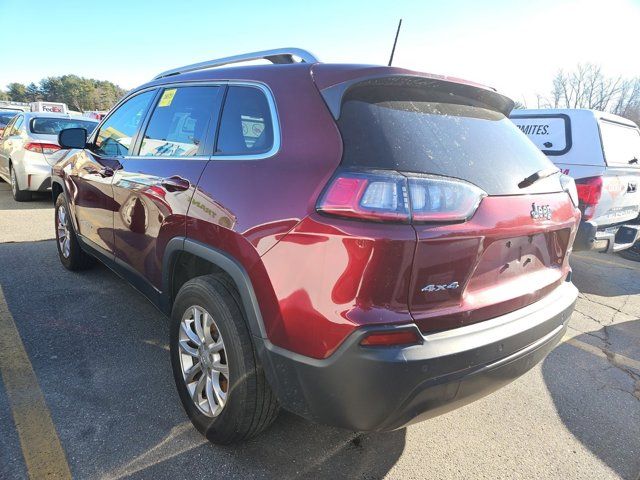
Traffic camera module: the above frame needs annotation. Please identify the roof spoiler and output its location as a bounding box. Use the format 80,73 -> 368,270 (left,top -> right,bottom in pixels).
320,74 -> 515,120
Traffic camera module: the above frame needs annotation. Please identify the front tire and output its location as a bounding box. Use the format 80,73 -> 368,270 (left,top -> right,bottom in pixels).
54,195 -> 95,270
10,165 -> 31,202
170,276 -> 279,444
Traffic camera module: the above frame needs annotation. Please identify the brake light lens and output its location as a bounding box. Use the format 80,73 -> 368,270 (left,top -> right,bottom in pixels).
317,170 -> 486,223
25,142 -> 61,154
409,176 -> 486,222
575,176 -> 603,220
360,328 -> 422,347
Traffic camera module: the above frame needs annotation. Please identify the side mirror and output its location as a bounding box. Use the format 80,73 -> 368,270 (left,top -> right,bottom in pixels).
58,128 -> 87,149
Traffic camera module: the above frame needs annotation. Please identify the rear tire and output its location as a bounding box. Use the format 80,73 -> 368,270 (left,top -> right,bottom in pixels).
54,195 -> 95,270
10,164 -> 31,202
170,275 -> 279,444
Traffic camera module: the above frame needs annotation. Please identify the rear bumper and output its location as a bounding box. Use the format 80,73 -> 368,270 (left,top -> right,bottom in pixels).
14,155 -> 52,192
574,220 -> 640,253
258,281 -> 578,431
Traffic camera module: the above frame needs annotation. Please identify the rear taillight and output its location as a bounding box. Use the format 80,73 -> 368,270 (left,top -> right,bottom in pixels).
25,142 -> 61,154
317,170 -> 486,223
575,176 -> 603,220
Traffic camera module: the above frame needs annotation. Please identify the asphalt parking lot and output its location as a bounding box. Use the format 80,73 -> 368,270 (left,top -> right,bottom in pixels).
0,180 -> 638,480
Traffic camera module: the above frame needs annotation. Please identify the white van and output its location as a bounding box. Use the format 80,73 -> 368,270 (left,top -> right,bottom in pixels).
511,109 -> 640,253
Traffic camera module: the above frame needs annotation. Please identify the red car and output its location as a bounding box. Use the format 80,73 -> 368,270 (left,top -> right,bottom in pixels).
53,48 -> 580,444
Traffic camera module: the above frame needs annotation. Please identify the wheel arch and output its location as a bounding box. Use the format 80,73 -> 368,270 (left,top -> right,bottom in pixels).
162,238 -> 267,339
51,180 -> 63,202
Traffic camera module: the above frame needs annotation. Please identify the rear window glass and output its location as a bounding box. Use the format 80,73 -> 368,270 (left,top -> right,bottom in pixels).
337,83 -> 559,195
30,118 -> 98,135
0,112 -> 16,127
599,120 -> 640,167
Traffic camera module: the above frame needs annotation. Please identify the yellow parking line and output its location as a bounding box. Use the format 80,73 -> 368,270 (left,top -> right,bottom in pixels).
565,336 -> 640,372
0,286 -> 72,479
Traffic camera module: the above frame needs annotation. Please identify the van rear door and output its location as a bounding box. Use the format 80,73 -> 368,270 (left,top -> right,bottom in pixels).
593,118 -> 640,225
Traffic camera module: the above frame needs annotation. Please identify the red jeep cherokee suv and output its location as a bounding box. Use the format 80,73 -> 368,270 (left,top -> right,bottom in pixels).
52,48 -> 580,444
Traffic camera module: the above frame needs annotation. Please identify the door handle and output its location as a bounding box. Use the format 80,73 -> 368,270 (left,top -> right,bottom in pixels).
160,176 -> 190,192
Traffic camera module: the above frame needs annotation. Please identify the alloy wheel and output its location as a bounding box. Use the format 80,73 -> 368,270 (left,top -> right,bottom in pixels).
178,305 -> 229,417
56,205 -> 71,258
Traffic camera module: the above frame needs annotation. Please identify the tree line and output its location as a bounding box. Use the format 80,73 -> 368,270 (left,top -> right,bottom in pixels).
1,66 -> 638,124
0,75 -> 127,111
518,63 -> 640,125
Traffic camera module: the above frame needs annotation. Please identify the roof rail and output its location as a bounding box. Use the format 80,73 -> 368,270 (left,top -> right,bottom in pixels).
153,48 -> 319,80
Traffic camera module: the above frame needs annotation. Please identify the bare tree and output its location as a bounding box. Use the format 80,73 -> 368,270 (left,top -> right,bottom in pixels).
538,63 -> 640,124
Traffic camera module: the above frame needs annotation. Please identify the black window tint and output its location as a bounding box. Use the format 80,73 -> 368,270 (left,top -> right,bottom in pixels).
337,82 -> 559,195
0,113 -> 16,127
95,90 -> 155,157
139,86 -> 220,157
217,86 -> 273,156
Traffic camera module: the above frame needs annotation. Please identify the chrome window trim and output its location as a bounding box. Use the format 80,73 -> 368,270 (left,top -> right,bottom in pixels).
100,80 -> 280,162
89,88 -> 159,153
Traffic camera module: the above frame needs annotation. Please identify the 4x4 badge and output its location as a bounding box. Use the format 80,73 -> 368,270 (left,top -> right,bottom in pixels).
530,203 -> 552,220
421,281 -> 459,293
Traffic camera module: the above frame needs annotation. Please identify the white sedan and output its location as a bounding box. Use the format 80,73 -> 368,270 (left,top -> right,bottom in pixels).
0,112 -> 98,201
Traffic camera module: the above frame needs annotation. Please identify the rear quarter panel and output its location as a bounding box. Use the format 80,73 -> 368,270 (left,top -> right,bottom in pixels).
185,66 -> 346,357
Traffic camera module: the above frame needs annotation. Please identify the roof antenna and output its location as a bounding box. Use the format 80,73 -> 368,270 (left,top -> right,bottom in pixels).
388,19 -> 403,66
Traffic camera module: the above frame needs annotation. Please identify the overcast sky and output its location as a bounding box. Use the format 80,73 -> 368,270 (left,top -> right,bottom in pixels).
0,0 -> 638,106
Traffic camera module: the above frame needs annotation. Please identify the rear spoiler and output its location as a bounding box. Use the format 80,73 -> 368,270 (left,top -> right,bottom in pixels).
319,74 -> 515,120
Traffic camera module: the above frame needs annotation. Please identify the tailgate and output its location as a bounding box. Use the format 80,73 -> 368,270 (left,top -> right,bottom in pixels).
409,193 -> 580,333
592,171 -> 640,225
595,118 -> 640,225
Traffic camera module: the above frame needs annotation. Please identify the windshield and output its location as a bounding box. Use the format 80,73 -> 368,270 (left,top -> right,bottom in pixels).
0,112 -> 17,127
337,82 -> 560,195
30,117 -> 98,135
599,120 -> 640,167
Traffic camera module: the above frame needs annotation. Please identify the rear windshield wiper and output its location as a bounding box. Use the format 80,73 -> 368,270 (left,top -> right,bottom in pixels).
629,157 -> 638,165
518,167 -> 560,189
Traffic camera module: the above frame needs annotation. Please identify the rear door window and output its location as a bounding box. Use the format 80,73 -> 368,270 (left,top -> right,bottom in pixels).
599,120 -> 640,168
2,116 -> 17,139
138,86 -> 222,157
216,86 -> 274,156
10,115 -> 24,135
94,90 -> 156,157
337,81 -> 559,195
0,112 -> 16,128
510,114 -> 571,155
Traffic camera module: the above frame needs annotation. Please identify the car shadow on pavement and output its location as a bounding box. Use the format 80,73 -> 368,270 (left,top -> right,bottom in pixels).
0,183 -> 52,211
570,252 -> 640,296
0,240 -> 405,480
542,319 -> 640,480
